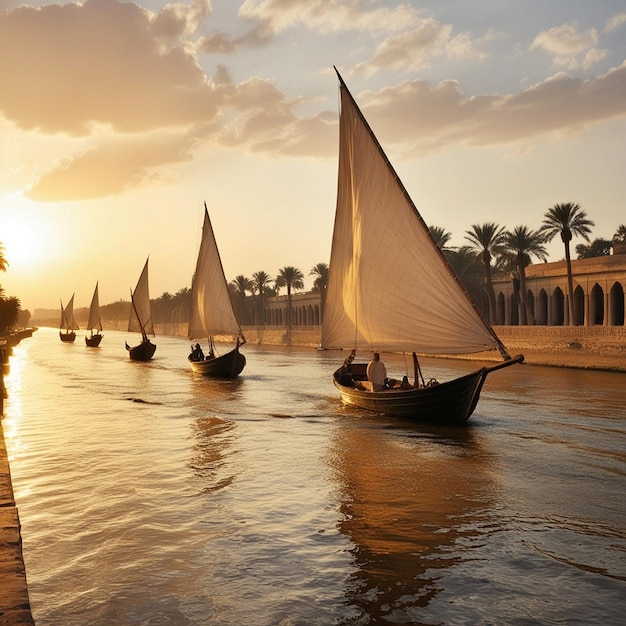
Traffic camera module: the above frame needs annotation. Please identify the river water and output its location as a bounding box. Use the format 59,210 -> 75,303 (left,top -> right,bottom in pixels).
3,327 -> 625,625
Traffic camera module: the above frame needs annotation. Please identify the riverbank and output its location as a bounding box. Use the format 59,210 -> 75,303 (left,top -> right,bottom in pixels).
0,421 -> 33,625
152,323 -> 626,373
1,334 -> 34,625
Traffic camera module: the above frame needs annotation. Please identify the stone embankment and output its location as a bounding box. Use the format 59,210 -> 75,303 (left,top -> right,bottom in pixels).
156,323 -> 626,372
1,335 -> 34,625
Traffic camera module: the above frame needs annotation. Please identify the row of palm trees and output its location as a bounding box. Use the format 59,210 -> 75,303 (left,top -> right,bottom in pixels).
433,202 -> 599,326
0,243 -> 25,335
228,264 -> 328,327
223,202 -> 611,329
110,202 -> 623,329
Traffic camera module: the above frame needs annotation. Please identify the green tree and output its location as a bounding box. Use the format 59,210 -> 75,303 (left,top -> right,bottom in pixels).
576,238 -> 612,259
230,275 -> 253,324
275,266 -> 304,335
540,202 -> 594,326
446,246 -> 485,309
309,262 -> 329,322
429,225 -> 453,250
502,226 -> 548,325
252,271 -> 272,325
0,295 -> 20,335
464,222 -> 506,324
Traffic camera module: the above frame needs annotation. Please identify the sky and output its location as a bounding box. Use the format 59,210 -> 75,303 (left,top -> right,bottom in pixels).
1,0 -> 626,312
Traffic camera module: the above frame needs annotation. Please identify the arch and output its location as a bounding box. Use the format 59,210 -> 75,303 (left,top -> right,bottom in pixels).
590,283 -> 604,326
573,285 -> 585,325
609,282 -> 624,326
552,287 -> 565,326
496,292 -> 505,325
536,289 -> 548,325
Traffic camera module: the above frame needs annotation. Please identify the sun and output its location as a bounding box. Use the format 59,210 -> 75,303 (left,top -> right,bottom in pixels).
0,216 -> 40,270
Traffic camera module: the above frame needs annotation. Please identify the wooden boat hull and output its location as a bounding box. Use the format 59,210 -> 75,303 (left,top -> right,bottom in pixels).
333,355 -> 523,424
60,331 -> 76,343
85,333 -> 103,347
189,348 -> 246,378
126,339 -> 156,361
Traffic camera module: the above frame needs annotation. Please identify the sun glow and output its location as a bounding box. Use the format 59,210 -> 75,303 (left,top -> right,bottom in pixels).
0,202 -> 48,270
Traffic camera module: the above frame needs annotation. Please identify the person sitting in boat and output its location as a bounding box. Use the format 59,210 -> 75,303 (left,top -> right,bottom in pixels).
366,352 -> 387,391
388,375 -> 412,390
190,343 -> 204,361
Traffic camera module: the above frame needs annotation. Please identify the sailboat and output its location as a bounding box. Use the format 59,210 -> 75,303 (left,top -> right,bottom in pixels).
320,69 -> 523,424
125,258 -> 156,361
85,282 -> 103,347
187,203 -> 246,377
59,293 -> 78,342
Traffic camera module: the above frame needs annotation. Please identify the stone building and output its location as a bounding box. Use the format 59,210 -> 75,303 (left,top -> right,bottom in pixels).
263,291 -> 322,327
493,253 -> 626,327
261,252 -> 626,329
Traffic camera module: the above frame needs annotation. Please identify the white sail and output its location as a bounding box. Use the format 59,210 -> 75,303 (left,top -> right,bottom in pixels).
321,75 -> 502,355
128,258 -> 154,337
188,207 -> 243,342
87,282 -> 103,331
60,294 -> 79,331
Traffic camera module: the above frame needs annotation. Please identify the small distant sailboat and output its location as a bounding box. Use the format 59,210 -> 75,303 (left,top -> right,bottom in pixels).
187,203 -> 246,378
321,69 -> 523,423
125,258 -> 156,361
85,282 -> 103,347
59,293 -> 78,342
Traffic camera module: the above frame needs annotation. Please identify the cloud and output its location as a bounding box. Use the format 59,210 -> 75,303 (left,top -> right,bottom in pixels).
352,62 -> 626,157
531,20 -> 607,71
26,128 -> 203,201
354,17 -> 494,75
606,13 -> 626,33
0,0 -> 219,135
239,0 -> 419,36
201,0 -> 420,55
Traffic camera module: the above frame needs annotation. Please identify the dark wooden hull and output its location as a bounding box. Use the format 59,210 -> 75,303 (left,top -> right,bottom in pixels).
333,355 -> 524,424
189,348 -> 246,378
126,339 -> 156,361
85,333 -> 103,347
60,331 -> 76,343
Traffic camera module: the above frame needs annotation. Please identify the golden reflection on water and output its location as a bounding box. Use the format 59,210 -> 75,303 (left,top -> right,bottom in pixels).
328,419 -> 496,622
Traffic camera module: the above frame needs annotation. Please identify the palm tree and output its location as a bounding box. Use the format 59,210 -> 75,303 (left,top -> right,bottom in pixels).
429,225 -> 453,250
539,203 -> 594,326
0,242 -> 8,273
252,271 -> 272,325
464,223 -> 506,324
502,226 -> 548,325
309,262 -> 329,322
230,275 -> 253,324
0,295 -> 20,336
613,225 -> 626,254
446,246 -> 485,308
575,239 -> 611,259
275,266 -> 304,336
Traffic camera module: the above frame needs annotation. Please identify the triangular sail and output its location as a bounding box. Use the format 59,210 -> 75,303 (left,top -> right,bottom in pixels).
87,282 -> 103,332
60,294 -> 79,331
321,72 -> 504,355
188,205 -> 244,342
128,258 -> 154,338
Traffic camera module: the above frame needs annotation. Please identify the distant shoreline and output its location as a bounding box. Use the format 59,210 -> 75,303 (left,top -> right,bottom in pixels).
25,323 -> 626,373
